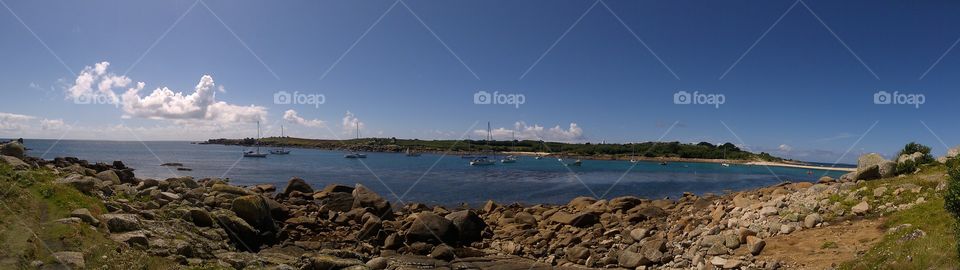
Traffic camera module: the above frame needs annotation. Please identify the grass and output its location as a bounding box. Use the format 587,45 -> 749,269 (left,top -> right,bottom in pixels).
0,163 -> 177,269
839,164 -> 958,269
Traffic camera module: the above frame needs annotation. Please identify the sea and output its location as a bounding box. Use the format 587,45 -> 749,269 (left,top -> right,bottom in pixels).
17,139 -> 852,206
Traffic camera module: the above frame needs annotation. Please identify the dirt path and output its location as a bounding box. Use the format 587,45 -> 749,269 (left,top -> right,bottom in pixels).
753,218 -> 885,269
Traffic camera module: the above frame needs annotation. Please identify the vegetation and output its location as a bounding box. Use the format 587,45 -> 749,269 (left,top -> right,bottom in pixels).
0,164 -> 175,269
896,142 -> 935,175
945,157 -> 960,258
205,137 -> 786,162
841,163 -> 958,269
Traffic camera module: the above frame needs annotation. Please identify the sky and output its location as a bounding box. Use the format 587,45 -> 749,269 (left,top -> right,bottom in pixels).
1,0 -> 959,164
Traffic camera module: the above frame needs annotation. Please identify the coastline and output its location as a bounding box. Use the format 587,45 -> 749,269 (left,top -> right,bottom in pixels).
0,140 -> 946,269
208,141 -> 855,172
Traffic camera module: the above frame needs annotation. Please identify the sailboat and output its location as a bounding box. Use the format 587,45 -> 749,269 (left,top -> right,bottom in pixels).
405,148 -> 421,157
243,121 -> 268,158
470,122 -> 495,166
629,143 -> 638,163
270,125 -> 290,155
501,131 -> 518,164
344,125 -> 367,158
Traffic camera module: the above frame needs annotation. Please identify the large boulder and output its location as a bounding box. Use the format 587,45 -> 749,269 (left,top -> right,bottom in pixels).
282,177 -> 313,196
352,184 -> 392,219
898,152 -> 925,164
855,165 -> 882,181
299,254 -> 364,270
857,153 -> 896,179
852,201 -> 870,215
405,211 -> 458,244
212,210 -> 262,250
55,174 -> 98,194
941,145 -> 960,163
70,208 -> 100,226
0,155 -> 29,170
95,170 -> 121,185
231,195 -> 278,234
100,214 -> 140,232
548,211 -> 599,227
0,142 -> 25,159
444,210 -> 487,244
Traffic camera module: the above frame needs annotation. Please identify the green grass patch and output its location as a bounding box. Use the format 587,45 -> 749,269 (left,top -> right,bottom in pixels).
840,165 -> 958,270
0,163 -> 178,269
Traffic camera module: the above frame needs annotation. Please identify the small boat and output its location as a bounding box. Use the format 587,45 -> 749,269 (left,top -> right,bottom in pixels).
405,148 -> 421,157
565,159 -> 582,167
721,163 -> 730,167
500,131 -> 519,164
244,121 -> 268,158
176,167 -> 193,171
630,159 -> 638,163
344,125 -> 367,159
534,155 -> 543,160
470,157 -> 495,166
344,152 -> 367,158
270,125 -> 291,155
659,161 -> 668,166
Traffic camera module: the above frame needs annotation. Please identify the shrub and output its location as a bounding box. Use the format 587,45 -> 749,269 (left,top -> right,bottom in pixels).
897,142 -> 934,175
945,157 -> 960,258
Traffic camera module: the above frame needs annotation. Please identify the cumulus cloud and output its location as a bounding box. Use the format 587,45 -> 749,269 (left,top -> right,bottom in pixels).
474,121 -> 585,142
342,111 -> 364,136
66,61 -> 129,104
65,61 -> 267,124
283,110 -> 326,127
121,75 -> 266,123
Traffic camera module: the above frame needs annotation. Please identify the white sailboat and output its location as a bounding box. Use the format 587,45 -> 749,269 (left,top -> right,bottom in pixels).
405,148 -> 421,157
243,121 -> 268,158
471,122 -> 495,166
270,125 -> 290,155
344,125 -> 367,158
501,131 -> 518,163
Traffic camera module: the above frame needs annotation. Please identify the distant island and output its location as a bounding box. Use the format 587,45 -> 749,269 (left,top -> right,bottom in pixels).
204,137 -> 792,163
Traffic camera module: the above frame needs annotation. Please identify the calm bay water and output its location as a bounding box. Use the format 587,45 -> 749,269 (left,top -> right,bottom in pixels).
21,139 -> 848,206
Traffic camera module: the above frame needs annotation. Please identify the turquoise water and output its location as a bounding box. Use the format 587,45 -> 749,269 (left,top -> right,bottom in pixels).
21,140 -> 848,206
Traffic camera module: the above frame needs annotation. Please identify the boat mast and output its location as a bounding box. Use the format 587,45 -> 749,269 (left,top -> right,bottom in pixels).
256,121 -> 261,154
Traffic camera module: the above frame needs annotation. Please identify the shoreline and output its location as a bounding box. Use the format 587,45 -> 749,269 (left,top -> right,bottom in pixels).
0,147 -> 897,269
206,141 -> 856,172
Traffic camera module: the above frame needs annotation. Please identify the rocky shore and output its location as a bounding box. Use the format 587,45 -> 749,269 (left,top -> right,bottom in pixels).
0,140 -> 951,269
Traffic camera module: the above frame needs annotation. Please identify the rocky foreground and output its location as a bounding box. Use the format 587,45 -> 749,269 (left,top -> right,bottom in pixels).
0,141 -> 948,269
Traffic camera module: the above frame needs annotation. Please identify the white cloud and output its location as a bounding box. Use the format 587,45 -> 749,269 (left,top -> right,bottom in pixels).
342,111 -> 364,136
778,144 -> 793,152
67,61 -> 127,104
0,112 -> 36,131
283,110 -> 326,127
0,112 -> 67,136
64,61 -> 267,124
40,119 -> 67,130
474,121 -> 585,142
121,75 -> 266,123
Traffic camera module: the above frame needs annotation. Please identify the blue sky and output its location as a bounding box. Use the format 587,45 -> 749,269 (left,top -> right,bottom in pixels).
1,0 -> 959,163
